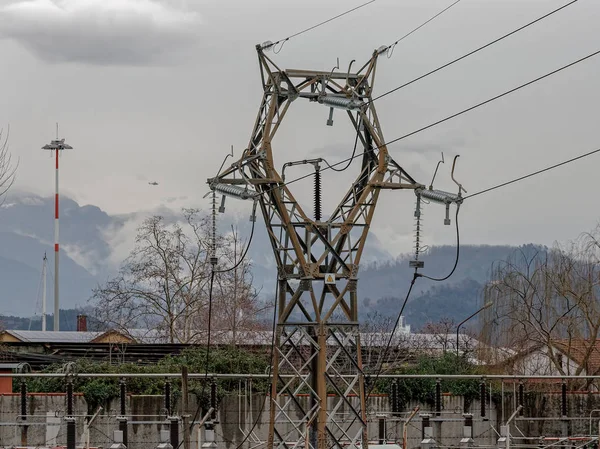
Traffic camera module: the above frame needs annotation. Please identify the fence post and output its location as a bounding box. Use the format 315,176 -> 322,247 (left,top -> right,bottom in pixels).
20,380 -> 28,446
119,378 -> 128,448
480,381 -> 486,418
170,416 -> 180,449
377,415 -> 387,444
561,380 -> 568,449
66,379 -> 76,449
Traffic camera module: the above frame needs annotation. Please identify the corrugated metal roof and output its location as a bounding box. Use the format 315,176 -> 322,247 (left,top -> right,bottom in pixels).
6,330 -> 103,343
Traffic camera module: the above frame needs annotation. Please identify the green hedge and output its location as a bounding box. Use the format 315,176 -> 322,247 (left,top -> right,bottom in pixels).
19,346 -> 270,413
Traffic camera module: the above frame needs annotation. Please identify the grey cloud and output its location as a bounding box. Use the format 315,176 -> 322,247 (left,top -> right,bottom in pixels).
0,0 -> 202,65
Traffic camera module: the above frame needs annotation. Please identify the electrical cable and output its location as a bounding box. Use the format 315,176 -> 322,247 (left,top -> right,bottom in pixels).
463,147 -> 600,200
214,212 -> 257,274
220,3 -> 590,205
419,205 -> 461,282
365,271 -> 419,398
29,259 -> 45,330
264,0 -> 376,52
324,116 -> 361,173
232,278 -> 279,449
385,0 -> 462,57
175,203 -> 258,448
257,46 -> 600,197
204,270 -> 215,380
371,0 -> 580,104
382,48 -> 600,146
362,207 -> 460,402
172,270 -> 216,449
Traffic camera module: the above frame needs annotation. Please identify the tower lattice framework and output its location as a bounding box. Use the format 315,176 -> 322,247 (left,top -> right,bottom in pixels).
211,46 -> 421,449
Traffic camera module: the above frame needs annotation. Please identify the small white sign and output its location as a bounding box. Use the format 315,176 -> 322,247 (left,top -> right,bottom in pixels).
325,273 -> 336,284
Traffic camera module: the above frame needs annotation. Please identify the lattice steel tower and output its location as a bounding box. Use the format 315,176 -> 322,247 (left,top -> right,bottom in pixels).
210,46 -> 423,449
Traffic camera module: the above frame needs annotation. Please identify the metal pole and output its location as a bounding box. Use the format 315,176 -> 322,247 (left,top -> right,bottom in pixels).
119,379 -> 128,448
20,380 -> 28,446
562,380 -> 568,447
170,417 -> 179,449
434,378 -> 442,445
404,407 -> 420,449
66,379 -> 75,449
67,380 -> 73,416
42,253 -> 47,331
480,381 -> 486,418
165,380 -> 172,416
378,416 -> 386,444
54,145 -> 59,331
182,367 -> 190,449
41,128 -> 72,331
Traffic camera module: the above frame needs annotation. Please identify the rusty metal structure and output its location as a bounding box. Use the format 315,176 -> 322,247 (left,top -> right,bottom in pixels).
208,45 -> 453,449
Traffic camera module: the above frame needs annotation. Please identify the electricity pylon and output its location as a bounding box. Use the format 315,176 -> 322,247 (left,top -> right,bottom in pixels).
210,45 -> 422,449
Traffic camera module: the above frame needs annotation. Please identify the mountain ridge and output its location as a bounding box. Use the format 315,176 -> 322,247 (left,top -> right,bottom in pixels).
0,191 -> 531,328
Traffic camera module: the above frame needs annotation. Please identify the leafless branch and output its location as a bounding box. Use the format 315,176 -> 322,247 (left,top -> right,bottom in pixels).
0,127 -> 18,205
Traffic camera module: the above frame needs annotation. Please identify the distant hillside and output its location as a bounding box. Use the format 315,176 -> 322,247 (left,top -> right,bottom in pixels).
0,191 -> 541,328
358,245 -> 536,329
0,308 -> 98,331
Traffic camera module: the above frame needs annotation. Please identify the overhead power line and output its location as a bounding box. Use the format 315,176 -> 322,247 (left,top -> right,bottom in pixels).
275,47 -> 600,192
464,147 -> 600,200
371,0 -> 580,103
385,0 -> 462,54
264,0 -> 376,51
383,48 -> 600,146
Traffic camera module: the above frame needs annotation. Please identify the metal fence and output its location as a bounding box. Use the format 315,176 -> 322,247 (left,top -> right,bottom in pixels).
0,373 -> 599,449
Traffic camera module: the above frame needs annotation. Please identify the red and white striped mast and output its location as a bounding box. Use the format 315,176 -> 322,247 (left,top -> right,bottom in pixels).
42,125 -> 72,332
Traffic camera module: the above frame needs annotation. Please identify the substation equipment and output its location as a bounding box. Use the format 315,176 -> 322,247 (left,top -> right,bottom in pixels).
209,44 -> 462,449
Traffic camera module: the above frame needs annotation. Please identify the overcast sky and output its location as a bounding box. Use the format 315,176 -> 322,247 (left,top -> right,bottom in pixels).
1,0 -> 599,258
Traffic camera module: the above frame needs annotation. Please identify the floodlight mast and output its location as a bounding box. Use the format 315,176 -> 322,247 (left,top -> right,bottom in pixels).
42,133 -> 73,332
209,46 -> 421,449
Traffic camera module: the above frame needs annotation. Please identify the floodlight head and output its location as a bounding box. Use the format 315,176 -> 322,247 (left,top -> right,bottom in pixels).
42,139 -> 73,150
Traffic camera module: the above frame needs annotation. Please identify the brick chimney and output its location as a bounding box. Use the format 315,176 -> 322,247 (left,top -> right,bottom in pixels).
76,314 -> 87,332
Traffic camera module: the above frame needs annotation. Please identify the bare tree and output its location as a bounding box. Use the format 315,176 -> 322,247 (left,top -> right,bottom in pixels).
91,209 -> 264,344
361,311 -> 422,372
480,232 -> 600,380
0,127 -> 17,204
421,317 -> 456,354
211,225 -> 271,344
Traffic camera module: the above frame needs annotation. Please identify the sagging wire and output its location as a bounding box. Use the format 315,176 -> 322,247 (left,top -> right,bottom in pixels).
259,0 -> 376,53
178,170 -> 258,449
214,201 -> 258,275
386,0 -> 463,59
464,146 -> 600,200
324,113 -> 362,173
232,278 -> 279,449
371,0 -> 581,104
364,158 -> 464,402
219,38 -> 600,211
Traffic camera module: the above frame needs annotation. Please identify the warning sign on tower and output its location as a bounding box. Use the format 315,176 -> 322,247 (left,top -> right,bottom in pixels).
325,273 -> 336,284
